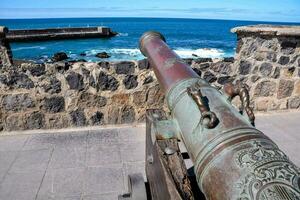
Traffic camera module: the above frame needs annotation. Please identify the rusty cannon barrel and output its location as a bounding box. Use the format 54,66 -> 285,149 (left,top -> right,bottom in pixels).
139,31 -> 300,199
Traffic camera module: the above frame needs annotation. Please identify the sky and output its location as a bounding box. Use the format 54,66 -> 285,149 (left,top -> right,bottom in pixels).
0,0 -> 299,22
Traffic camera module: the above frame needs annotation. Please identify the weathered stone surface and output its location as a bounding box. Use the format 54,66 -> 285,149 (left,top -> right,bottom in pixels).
288,96 -> 300,109
121,106 -> 135,124
70,109 -> 86,126
217,76 -> 233,85
25,111 -> 45,129
90,111 -> 104,125
66,72 -> 84,91
111,93 -> 130,105
281,40 -> 297,54
277,79 -> 294,99
272,67 -> 281,79
114,61 -> 135,74
97,71 -> 119,91
95,52 -> 110,59
251,75 -> 260,83
52,52 -> 68,62
5,114 -> 24,131
259,62 -> 273,76
198,63 -> 210,70
2,93 -> 35,111
238,60 -> 252,75
138,59 -> 149,70
203,71 -> 217,83
28,64 -> 45,77
254,80 -> 276,97
255,98 -> 269,111
123,75 -> 138,89
6,72 -> 34,89
107,106 -> 119,124
147,85 -> 164,106
132,90 -> 147,106
47,114 -> 69,129
223,57 -> 234,62
42,96 -> 65,113
42,77 -> 61,94
278,56 -> 290,65
55,62 -> 70,73
192,68 -> 202,76
211,62 -> 232,74
194,58 -> 212,63
266,52 -> 277,62
79,93 -> 107,107
98,61 -> 110,70
143,76 -> 153,85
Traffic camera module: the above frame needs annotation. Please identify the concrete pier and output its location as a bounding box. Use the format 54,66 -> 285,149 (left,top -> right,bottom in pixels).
6,26 -> 117,42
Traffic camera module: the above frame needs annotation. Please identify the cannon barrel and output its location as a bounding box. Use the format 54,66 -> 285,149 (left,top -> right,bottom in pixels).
139,31 -> 300,199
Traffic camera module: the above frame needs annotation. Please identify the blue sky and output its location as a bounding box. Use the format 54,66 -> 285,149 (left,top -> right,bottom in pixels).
0,0 -> 299,22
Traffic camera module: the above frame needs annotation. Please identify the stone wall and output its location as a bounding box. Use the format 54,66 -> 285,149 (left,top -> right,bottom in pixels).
0,26 -> 12,68
232,25 -> 300,111
0,24 -> 299,132
0,58 -> 234,132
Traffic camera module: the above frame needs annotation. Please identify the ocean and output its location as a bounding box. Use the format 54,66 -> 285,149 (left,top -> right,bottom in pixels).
0,18 -> 299,62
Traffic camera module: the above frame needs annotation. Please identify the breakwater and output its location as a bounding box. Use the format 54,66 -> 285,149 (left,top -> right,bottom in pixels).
6,26 -> 117,42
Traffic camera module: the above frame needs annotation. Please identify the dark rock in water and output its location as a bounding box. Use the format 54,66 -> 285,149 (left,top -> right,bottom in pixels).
123,75 -> 138,89
143,76 -> 154,85
138,59 -> 149,70
203,71 -> 217,83
43,96 -> 65,113
52,52 -> 68,62
96,52 -> 110,58
97,71 -> 119,91
192,54 -> 198,57
25,111 -> 45,129
70,109 -> 86,126
66,72 -> 84,91
278,56 -> 290,65
98,61 -> 110,69
6,72 -> 34,89
90,111 -> 104,125
29,64 -> 45,77
115,61 -> 135,74
80,52 -> 87,56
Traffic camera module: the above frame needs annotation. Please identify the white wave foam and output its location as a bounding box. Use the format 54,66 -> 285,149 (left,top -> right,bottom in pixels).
13,46 -> 46,51
174,48 -> 224,58
117,33 -> 129,37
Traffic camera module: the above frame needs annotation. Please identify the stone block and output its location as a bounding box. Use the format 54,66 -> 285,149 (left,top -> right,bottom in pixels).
143,75 -> 153,85
278,56 -> 290,65
132,90 -> 147,106
123,75 -> 138,89
203,71 -> 217,83
238,60 -> 252,75
5,114 -> 24,131
97,71 -> 119,91
66,72 -> 84,91
277,79 -> 294,99
24,111 -> 45,129
70,109 -> 86,127
111,93 -> 130,105
259,62 -> 273,76
1,93 -> 35,112
288,96 -> 300,109
137,59 -> 149,70
47,114 -> 70,129
121,106 -> 135,124
114,61 -> 135,74
42,96 -> 65,113
89,111 -> 104,125
255,98 -> 269,111
79,93 -> 107,108
42,76 -> 61,94
254,80 -> 276,97
5,72 -> 34,89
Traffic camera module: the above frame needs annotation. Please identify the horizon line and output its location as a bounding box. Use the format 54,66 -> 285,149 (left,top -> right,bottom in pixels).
1,16 -> 300,24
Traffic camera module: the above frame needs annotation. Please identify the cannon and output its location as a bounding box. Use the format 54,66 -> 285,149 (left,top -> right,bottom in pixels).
119,32 -> 300,200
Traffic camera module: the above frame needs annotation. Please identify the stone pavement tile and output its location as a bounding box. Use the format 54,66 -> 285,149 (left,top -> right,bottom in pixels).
0,151 -> 18,182
82,193 -> 119,200
120,142 -> 145,163
9,148 -> 53,173
86,144 -> 121,167
49,146 -> 86,169
118,126 -> 146,143
55,132 -> 87,148
23,133 -> 57,151
37,168 -> 85,198
0,135 -> 28,152
84,165 -> 124,195
0,171 -> 45,200
87,129 -> 119,146
37,194 -> 82,200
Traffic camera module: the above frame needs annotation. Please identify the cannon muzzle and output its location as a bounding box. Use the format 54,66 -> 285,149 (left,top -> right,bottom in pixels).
139,31 -> 300,199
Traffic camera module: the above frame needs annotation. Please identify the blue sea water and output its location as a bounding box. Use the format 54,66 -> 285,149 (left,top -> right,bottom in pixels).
0,18 -> 299,62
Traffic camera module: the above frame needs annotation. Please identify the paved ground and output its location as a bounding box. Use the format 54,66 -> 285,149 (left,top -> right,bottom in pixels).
0,111 -> 299,200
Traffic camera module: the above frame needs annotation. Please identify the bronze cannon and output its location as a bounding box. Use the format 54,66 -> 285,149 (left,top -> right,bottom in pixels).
120,31 -> 300,200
